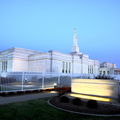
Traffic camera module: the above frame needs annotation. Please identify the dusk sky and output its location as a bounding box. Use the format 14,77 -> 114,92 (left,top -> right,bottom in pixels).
0,0 -> 120,68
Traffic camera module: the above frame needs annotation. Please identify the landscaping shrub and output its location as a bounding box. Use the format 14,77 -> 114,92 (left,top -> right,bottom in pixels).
50,88 -> 54,91
45,89 -> 51,91
95,75 -> 113,80
57,87 -> 66,96
66,87 -> 71,93
56,85 -> 71,97
40,89 -> 44,92
72,98 -> 81,105
0,92 -> 6,96
60,96 -> 69,103
17,91 -> 24,94
87,100 -> 98,108
32,90 -> 39,93
8,91 -> 14,95
25,90 -> 32,93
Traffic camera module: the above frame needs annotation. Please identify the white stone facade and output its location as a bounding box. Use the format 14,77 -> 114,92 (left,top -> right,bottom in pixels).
0,30 -> 119,75
0,47 -> 100,74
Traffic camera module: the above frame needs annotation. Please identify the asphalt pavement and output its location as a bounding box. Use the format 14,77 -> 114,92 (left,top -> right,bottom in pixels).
0,91 -> 57,105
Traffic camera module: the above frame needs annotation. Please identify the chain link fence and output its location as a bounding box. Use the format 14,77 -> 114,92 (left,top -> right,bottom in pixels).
0,71 -> 120,92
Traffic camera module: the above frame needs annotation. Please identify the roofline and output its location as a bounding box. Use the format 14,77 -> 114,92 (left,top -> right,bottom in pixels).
0,47 -> 15,53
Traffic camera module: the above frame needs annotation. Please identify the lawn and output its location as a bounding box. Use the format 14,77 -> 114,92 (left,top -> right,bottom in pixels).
0,97 -> 120,120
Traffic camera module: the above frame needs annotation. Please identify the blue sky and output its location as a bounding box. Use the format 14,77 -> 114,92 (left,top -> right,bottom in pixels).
0,0 -> 120,68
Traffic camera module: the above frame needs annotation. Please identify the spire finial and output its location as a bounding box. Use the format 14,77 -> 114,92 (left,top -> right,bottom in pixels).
74,28 -> 76,35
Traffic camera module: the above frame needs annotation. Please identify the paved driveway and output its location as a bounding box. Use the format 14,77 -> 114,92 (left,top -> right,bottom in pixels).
0,91 -> 57,105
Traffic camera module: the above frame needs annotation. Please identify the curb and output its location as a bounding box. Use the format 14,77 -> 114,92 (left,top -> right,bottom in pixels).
47,98 -> 120,117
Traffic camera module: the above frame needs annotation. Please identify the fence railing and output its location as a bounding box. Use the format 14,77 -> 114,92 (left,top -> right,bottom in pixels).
0,71 -> 120,92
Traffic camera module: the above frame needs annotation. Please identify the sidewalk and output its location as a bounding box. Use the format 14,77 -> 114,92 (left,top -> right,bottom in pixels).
0,91 -> 57,105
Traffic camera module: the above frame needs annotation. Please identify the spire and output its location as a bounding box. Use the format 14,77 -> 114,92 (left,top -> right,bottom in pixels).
72,28 -> 79,53
74,28 -> 76,35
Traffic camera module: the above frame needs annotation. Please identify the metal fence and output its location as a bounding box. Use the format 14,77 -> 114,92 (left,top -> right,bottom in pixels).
0,71 -> 120,92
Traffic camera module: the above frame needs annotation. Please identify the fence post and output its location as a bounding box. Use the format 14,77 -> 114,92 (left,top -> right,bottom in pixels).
81,73 -> 82,79
71,73 -> 72,80
71,73 -> 72,88
42,71 -> 44,89
22,71 -> 24,91
0,72 -> 2,92
118,80 -> 120,98
58,72 -> 60,84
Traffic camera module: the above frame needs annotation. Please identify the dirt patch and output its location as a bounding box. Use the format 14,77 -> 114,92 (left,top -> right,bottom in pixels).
49,97 -> 120,115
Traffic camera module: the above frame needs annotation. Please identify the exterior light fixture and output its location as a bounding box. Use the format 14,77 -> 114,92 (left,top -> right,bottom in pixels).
54,83 -> 57,90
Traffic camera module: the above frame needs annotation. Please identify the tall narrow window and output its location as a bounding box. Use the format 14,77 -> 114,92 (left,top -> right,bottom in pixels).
6,61 -> 7,71
66,62 -> 68,73
62,62 -> 64,73
88,65 -> 89,74
92,66 -> 93,74
3,62 -> 4,71
2,62 -> 4,71
99,71 -> 102,74
114,71 -> 117,75
90,66 -> 91,74
4,61 -> 6,71
2,61 -> 7,72
3,62 -> 5,71
69,63 -> 71,73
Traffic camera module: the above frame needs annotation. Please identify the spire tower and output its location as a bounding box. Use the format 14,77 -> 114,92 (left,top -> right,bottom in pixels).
72,28 -> 79,53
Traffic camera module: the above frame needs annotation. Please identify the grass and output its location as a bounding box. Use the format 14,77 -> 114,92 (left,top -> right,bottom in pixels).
0,97 -> 120,120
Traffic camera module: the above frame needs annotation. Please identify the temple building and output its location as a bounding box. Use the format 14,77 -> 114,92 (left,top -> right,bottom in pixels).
0,29 -> 120,75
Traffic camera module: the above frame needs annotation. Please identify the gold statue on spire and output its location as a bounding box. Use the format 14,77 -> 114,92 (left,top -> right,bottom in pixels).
74,28 -> 76,34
